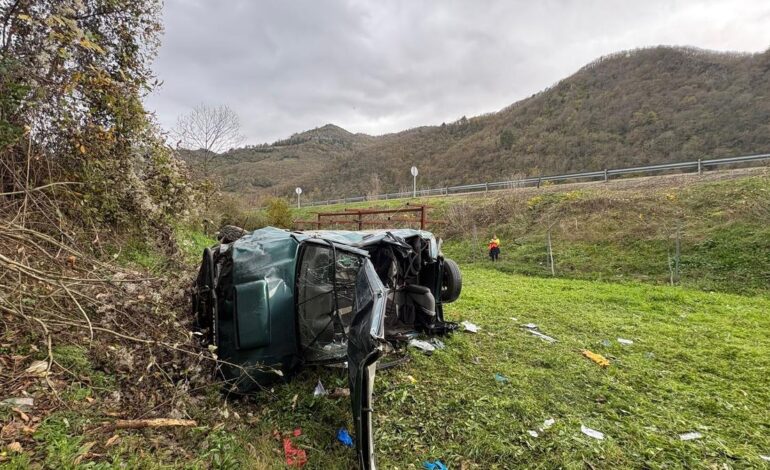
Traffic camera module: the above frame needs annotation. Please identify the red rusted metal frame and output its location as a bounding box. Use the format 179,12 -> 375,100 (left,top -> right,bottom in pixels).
294,204 -> 437,230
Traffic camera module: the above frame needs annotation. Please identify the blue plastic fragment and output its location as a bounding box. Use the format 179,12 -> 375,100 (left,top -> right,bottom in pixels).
494,372 -> 509,383
336,428 -> 354,447
423,459 -> 448,470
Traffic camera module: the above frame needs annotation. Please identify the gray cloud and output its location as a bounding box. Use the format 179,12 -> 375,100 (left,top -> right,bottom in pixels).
145,0 -> 770,143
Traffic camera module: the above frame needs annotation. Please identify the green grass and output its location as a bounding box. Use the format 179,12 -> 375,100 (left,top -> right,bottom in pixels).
15,265 -> 770,468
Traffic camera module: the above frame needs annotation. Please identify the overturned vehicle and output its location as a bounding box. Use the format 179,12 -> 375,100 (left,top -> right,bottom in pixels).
192,227 -> 462,469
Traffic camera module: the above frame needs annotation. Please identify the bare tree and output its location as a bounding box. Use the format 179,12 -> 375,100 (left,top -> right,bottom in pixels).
173,103 -> 244,174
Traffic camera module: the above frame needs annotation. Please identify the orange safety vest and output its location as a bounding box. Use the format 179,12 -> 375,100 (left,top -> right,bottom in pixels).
488,238 -> 500,250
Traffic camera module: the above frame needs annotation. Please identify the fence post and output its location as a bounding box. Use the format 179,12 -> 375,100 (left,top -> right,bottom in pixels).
537,177 -> 542,188
604,169 -> 608,183
485,183 -> 489,193
697,159 -> 702,175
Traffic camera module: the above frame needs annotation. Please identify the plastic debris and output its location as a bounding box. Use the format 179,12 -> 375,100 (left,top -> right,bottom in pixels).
542,418 -> 555,430
313,379 -> 327,397
336,428 -> 354,448
510,317 -> 518,322
527,430 -> 539,437
528,329 -> 557,343
461,321 -> 479,333
617,338 -> 634,345
1,398 -> 34,410
600,339 -> 612,347
760,455 -> 770,462
582,350 -> 610,367
429,338 -> 446,350
282,428 -> 307,467
408,339 -> 436,354
494,373 -> 509,383
581,425 -> 605,440
522,323 -> 538,330
423,459 -> 448,470
679,431 -> 703,441
25,360 -> 49,377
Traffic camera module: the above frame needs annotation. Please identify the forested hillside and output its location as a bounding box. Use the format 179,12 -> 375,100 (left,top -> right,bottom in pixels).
207,46 -> 770,201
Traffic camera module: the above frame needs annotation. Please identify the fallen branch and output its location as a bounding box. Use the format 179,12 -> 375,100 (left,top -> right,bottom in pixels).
0,181 -> 82,197
114,418 -> 197,429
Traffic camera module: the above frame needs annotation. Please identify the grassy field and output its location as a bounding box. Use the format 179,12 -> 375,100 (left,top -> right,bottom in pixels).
236,265 -> 770,469
14,264 -> 769,469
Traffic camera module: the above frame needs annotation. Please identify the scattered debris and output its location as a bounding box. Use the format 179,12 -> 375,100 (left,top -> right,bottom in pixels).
25,360 -> 49,377
522,323 -> 538,330
582,350 -> 610,367
600,339 -> 612,347
461,321 -> 479,333
527,329 -> 557,343
527,430 -> 539,438
542,418 -> 555,430
408,339 -> 436,354
494,373 -> 509,383
581,425 -> 605,440
1,397 -> 34,410
329,388 -> 350,399
509,317 -> 518,322
114,418 -> 197,429
617,338 -> 634,345
760,455 -> 770,462
679,431 -> 703,441
313,380 -> 327,398
336,428 -> 354,448
283,428 -> 308,467
423,459 -> 448,470
429,338 -> 446,350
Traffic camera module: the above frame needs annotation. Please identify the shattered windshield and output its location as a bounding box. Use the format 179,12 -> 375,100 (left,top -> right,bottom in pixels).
297,243 -> 366,362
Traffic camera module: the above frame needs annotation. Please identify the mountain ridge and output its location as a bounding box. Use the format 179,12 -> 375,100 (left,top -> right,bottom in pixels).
191,45 -> 770,200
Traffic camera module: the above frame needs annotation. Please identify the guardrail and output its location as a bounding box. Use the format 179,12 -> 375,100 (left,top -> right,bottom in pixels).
304,152 -> 770,207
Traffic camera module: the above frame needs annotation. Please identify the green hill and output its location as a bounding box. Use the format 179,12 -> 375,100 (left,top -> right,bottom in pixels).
200,46 -> 770,201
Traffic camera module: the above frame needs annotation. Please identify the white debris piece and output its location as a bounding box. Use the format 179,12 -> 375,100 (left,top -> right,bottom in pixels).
527,430 -> 539,438
679,432 -> 703,441
25,360 -> 49,377
313,379 -> 327,397
528,330 -> 557,343
522,323 -> 538,330
461,321 -> 479,333
542,418 -> 555,429
1,397 -> 34,410
581,425 -> 605,440
760,455 -> 770,462
408,339 -> 436,353
509,317 -> 518,322
617,338 -> 634,345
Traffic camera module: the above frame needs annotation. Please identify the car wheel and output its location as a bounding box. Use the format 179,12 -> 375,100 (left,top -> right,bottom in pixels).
440,258 -> 462,303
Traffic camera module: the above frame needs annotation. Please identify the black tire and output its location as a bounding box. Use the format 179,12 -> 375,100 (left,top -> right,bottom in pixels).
440,258 -> 462,303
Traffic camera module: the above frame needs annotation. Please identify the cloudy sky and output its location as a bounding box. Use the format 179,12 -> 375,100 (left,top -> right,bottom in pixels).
145,0 -> 770,144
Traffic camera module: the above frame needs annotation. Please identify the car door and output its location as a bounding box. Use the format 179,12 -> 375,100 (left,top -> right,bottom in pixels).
347,257 -> 387,470
295,239 -> 387,468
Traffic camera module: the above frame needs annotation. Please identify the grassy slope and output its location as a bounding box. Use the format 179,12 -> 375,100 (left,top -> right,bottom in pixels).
237,266 -> 770,468
19,266 -> 769,468
7,229 -> 770,468
294,171 -> 770,296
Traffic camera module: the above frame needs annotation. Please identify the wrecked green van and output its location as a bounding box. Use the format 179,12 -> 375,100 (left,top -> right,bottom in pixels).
192,227 -> 461,469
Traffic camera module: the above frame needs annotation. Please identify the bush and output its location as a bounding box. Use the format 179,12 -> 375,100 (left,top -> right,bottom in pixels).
264,198 -> 293,228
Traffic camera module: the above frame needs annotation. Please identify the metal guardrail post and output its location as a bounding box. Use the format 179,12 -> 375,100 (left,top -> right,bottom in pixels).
698,159 -> 702,175
604,169 -> 608,182
537,177 -> 542,188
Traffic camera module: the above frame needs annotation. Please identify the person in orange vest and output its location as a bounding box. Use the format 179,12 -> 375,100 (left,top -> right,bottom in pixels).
488,235 -> 500,262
